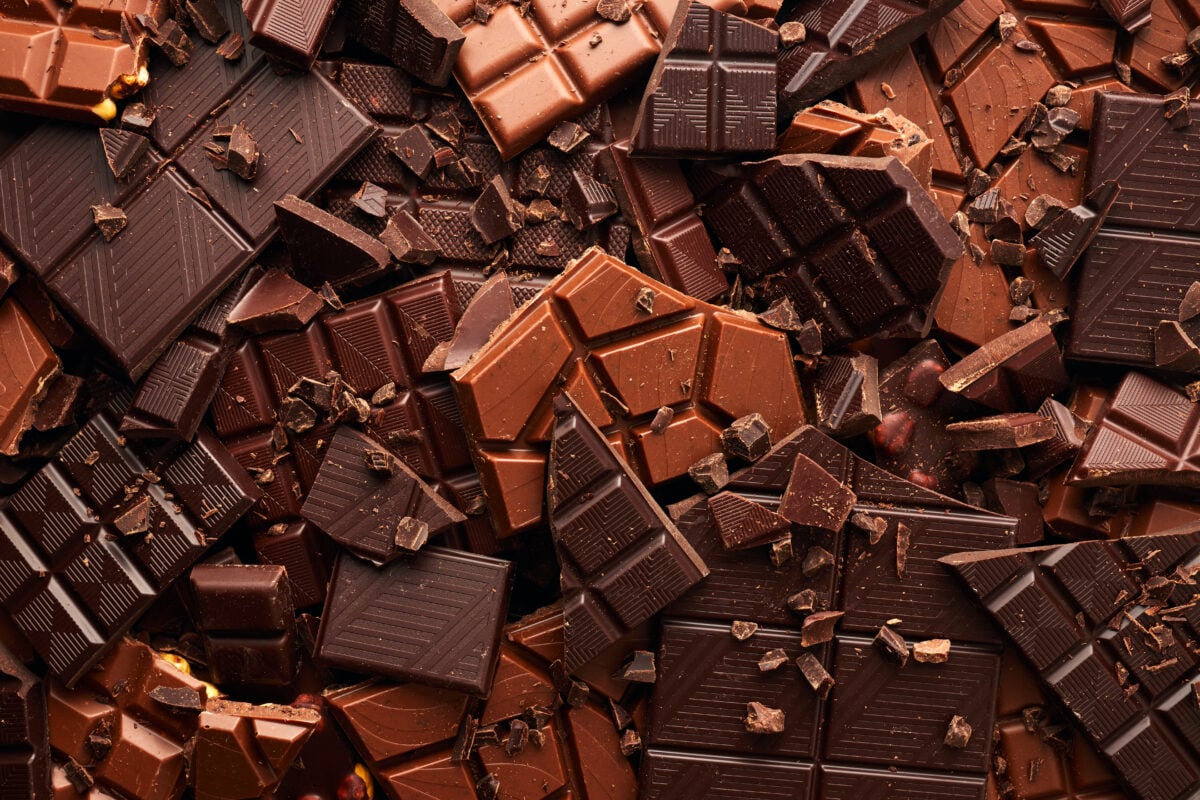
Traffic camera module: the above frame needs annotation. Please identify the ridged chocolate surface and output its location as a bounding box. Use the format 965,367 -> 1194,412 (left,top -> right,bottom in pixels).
944,529 -> 1200,800
451,248 -> 806,536
344,0 -> 465,85
316,546 -> 512,694
695,154 -> 961,347
548,394 -> 707,670
631,0 -> 776,157
0,640 -> 49,800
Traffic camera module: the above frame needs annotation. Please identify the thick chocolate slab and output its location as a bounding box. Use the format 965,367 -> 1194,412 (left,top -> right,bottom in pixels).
549,393 -> 707,670
316,546 -> 512,694
944,529 -> 1200,800
0,405 -> 257,684
344,0 -> 465,86
695,154 -> 961,347
451,247 -> 805,536
0,640 -> 49,800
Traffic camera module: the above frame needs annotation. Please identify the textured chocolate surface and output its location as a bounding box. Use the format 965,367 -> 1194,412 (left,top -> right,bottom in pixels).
631,0 -> 776,157
345,0 -> 465,86
0,405 -> 257,685
944,529 -> 1200,800
695,154 -> 961,347
451,247 -> 805,536
316,546 -> 512,694
548,393 -> 707,670
0,639 -> 49,800
242,0 -> 338,68
0,298 -> 59,455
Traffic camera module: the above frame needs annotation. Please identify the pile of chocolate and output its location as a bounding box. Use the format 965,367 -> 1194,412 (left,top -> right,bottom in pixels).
1,0 -> 1199,797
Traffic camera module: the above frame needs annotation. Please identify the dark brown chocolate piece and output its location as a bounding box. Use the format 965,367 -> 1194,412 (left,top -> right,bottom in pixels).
807,352 -> 881,438
548,393 -> 707,671
302,426 -> 465,564
380,209 -> 441,265
563,170 -> 618,231
1029,180 -> 1119,279
91,203 -> 127,242
697,154 -> 961,347
438,272 -> 514,373
722,413 -> 772,462
1100,0 -> 1152,31
470,176 -> 523,245
778,452 -> 855,532
316,547 -> 512,694
227,268 -> 324,334
344,0 -> 465,86
0,640 -> 49,800
190,564 -> 298,686
0,405 -> 257,685
943,529 -> 1200,800
631,0 -> 776,157
275,195 -> 393,289
193,698 -> 320,799
688,453 -> 729,494
939,319 -> 1069,412
945,413 -> 1055,450
100,129 -> 151,182
0,299 -> 59,456
242,0 -> 337,68
709,491 -> 790,550
451,248 -> 805,536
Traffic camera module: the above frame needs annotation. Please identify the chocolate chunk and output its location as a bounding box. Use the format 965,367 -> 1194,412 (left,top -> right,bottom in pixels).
470,176 -> 524,244
944,715 -> 973,749
317,547 -> 512,694
596,0 -> 631,22
787,589 -> 817,614
615,650 -> 657,683
632,0 -> 776,156
946,413 -> 1056,451
1099,0 -> 1152,32
0,640 -> 49,800
912,639 -> 951,664
190,564 -> 298,686
148,684 -> 204,711
939,319 -> 1069,412
757,649 -> 789,672
451,249 -> 804,535
343,0 -> 466,86
547,393 -> 707,670
744,701 -> 785,734
779,20 -> 806,47
380,209 -> 442,265
302,427 -> 466,564
1025,194 -> 1068,230
90,203 -> 127,242
722,413 -> 772,461
275,195 -> 392,289
808,352 -> 882,437
874,625 -> 910,666
0,300 -> 59,456
99,129 -> 150,182
547,121 -> 590,153
227,268 -> 324,334
777,0 -> 961,114
696,154 -> 961,347
439,272 -> 515,372
350,182 -> 390,218
1029,180 -> 1119,279
384,126 -> 438,181
778,453 -> 856,532
796,652 -> 834,699
217,33 -> 245,60
800,611 -> 843,647
688,453 -> 730,494
242,0 -> 338,68
731,620 -> 758,641
563,171 -> 618,230
708,491 -> 791,550
224,123 -> 259,182
650,406 -> 674,433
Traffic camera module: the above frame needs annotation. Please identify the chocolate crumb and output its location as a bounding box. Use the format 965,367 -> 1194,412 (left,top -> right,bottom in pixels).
650,406 -> 673,434
744,701 -> 785,734
731,620 -> 758,640
91,203 -> 127,241
635,286 -> 656,314
944,715 -> 973,749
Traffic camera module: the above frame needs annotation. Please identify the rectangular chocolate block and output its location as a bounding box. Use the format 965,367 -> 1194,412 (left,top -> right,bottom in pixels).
316,546 -> 512,694
944,529 -> 1200,800
0,639 -> 49,800
0,404 -> 257,685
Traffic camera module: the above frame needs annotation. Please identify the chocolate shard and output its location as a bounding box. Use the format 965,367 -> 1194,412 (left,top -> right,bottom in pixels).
351,182 -> 389,218
99,129 -> 150,182
302,426 -> 467,565
688,453 -> 729,494
548,393 -> 708,671
939,319 -> 1069,413
941,530 -> 1200,800
439,273 -> 516,373
275,195 -> 393,289
696,154 -> 961,347
0,299 -> 59,456
945,413 -> 1056,451
470,176 -> 524,245
1069,371 -> 1200,488
316,547 -> 513,694
0,640 -> 49,800
1029,180 -> 1119,279
795,652 -> 834,699
193,698 -> 321,799
631,0 -> 776,156
385,125 -> 439,181
722,413 -> 772,461
91,203 -> 127,242
778,453 -> 856,532
708,491 -> 791,550
563,171 -> 618,230
547,121 -> 590,153
243,0 -> 339,68
799,610 -> 843,647
1098,0 -> 1152,32
731,620 -> 758,640
943,715 -> 973,749
912,638 -> 951,664
343,0 -> 466,86
616,650 -> 657,683
777,0 -> 963,115
227,268 -> 324,334
808,352 -> 882,438
186,0 -> 232,42
874,625 -> 910,666
380,208 -> 442,265
1156,320 -> 1200,371
225,123 -> 260,182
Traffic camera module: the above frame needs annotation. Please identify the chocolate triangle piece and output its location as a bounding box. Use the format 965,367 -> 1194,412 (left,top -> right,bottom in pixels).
707,491 -> 790,550
1029,180 -> 1119,279
99,128 -> 150,181
274,195 -> 392,290
548,393 -> 708,671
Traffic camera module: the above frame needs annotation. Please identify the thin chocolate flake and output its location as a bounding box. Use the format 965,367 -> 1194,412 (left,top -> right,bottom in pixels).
800,611 -> 842,647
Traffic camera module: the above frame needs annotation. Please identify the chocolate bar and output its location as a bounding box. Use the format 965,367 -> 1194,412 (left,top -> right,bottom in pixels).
451,248 -> 805,535
0,404 -> 258,685
0,639 -> 49,800
944,528 -> 1200,800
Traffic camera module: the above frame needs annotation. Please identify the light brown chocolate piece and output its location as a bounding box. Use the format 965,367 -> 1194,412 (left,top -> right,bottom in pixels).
0,299 -> 59,455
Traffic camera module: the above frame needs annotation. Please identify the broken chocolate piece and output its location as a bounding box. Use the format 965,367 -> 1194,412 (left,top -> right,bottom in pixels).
227,268 -> 323,334
722,413 -> 772,461
744,701 -> 785,734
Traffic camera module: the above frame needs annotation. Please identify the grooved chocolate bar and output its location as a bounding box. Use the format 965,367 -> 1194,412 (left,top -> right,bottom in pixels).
211,270 -> 492,549
431,0 -> 677,158
631,0 -> 776,157
0,405 -> 258,685
694,153 -> 961,347
243,0 -> 338,69
643,424 -> 1016,798
777,0 -> 965,116
343,0 -> 465,86
0,640 -> 49,800
1070,92 -> 1200,367
451,248 -> 805,536
0,0 -> 377,378
316,546 -> 512,694
549,393 -> 707,670
944,529 -> 1200,800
